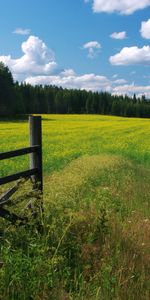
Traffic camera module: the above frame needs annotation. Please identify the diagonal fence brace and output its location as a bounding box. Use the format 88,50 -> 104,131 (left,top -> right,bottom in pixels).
0,178 -> 29,207
0,207 -> 28,224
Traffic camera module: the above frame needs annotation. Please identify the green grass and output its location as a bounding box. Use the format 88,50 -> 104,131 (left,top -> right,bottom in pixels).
0,115 -> 150,299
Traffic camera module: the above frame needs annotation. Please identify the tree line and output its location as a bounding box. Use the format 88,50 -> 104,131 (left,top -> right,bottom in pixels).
0,62 -> 150,118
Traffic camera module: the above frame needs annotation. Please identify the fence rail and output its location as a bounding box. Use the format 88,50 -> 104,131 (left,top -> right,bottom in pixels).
0,168 -> 38,185
0,145 -> 39,161
0,115 -> 43,191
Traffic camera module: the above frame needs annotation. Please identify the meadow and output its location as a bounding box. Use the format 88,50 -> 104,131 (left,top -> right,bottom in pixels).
0,114 -> 150,177
0,115 -> 150,300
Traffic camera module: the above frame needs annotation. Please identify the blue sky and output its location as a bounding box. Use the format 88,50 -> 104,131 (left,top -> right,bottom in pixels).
0,0 -> 150,97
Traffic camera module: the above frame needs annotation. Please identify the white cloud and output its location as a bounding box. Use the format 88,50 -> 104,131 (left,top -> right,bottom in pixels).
13,28 -> 31,35
0,35 -> 58,80
110,31 -> 127,40
113,83 -> 150,98
26,72 -> 111,92
83,41 -> 101,49
0,35 -> 150,98
82,41 -> 101,59
140,19 -> 150,39
0,35 -> 110,91
109,45 -> 150,65
90,0 -> 150,15
113,79 -> 127,84
112,74 -> 118,79
61,69 -> 76,77
26,74 -> 150,98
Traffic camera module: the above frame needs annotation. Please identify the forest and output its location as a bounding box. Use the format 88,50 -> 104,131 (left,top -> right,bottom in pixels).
0,62 -> 150,118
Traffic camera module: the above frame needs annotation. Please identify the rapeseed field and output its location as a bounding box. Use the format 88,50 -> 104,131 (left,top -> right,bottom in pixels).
0,114 -> 150,177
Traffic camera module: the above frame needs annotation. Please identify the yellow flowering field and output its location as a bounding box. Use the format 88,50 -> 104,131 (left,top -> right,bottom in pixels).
0,114 -> 150,177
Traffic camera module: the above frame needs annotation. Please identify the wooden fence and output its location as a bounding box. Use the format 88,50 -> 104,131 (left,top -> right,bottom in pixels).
0,115 -> 43,223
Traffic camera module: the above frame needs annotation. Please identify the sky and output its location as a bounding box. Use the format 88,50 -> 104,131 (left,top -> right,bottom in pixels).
0,0 -> 150,97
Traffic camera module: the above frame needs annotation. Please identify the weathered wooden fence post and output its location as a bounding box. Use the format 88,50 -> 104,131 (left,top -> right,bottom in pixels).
29,115 -> 43,192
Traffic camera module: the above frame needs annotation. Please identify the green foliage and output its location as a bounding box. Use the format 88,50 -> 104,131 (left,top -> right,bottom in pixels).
0,62 -> 14,115
0,62 -> 150,118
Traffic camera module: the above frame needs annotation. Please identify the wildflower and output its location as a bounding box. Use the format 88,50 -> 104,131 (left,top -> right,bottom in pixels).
103,187 -> 109,191
144,219 -> 149,223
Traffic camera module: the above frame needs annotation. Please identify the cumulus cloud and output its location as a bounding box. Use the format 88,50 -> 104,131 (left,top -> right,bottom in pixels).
61,69 -> 76,77
0,35 -> 150,97
140,19 -> 150,39
88,0 -> 150,15
82,41 -> 101,59
0,35 -> 110,91
13,28 -> 31,35
109,45 -> 150,65
0,35 -> 58,80
110,31 -> 127,40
